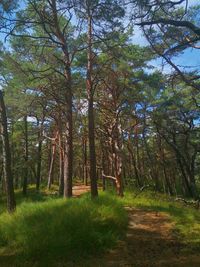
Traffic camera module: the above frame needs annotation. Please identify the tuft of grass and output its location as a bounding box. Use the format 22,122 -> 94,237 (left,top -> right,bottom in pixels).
0,191 -> 128,266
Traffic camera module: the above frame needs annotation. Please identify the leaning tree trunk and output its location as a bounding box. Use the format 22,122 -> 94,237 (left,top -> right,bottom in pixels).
0,90 -> 16,213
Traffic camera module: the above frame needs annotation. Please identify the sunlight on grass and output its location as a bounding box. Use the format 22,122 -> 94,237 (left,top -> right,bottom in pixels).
0,192 -> 128,266
120,190 -> 200,250
1,187 -> 200,266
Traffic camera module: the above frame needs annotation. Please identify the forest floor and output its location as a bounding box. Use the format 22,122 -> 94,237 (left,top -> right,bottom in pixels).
70,186 -> 200,267
0,185 -> 200,267
72,185 -> 91,197
89,207 -> 200,267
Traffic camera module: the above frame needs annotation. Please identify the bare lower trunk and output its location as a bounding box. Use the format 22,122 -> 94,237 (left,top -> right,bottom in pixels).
113,124 -> 123,197
83,137 -> 88,186
115,155 -> 123,196
0,91 -> 16,213
50,0 -> 73,198
88,97 -> 98,197
47,133 -> 57,190
127,143 -> 142,187
59,133 -> 64,196
63,76 -> 73,198
36,140 -> 42,191
87,15 -> 98,198
36,119 -> 43,191
157,135 -> 173,195
23,115 -> 28,195
101,146 -> 108,191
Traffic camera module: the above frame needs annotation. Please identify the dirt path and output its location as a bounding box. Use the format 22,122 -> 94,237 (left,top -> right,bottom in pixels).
72,186 -> 200,267
92,207 -> 200,267
72,185 -> 90,197
1,186 -> 200,266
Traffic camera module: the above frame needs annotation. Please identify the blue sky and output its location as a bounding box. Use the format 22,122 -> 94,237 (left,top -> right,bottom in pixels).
131,0 -> 200,73
132,28 -> 200,74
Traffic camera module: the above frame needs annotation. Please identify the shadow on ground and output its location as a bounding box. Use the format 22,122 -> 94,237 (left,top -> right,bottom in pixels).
85,208 -> 200,267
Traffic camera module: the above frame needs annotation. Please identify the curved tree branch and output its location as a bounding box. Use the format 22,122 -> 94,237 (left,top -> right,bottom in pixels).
137,18 -> 200,37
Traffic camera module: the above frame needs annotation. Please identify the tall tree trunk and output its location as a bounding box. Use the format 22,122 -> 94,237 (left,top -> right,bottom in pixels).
101,145 -> 108,191
36,140 -> 42,191
143,124 -> 160,191
88,98 -> 98,196
157,134 -> 173,195
113,122 -> 123,197
161,131 -> 197,198
63,66 -> 73,198
0,90 -> 16,213
36,119 -> 43,191
50,0 -> 73,198
23,115 -> 28,195
59,131 -> 64,196
47,134 -> 57,190
83,136 -> 88,186
127,144 -> 142,187
87,15 -> 98,197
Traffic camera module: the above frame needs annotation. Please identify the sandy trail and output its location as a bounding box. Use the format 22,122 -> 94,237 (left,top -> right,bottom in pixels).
2,186 -> 199,267
94,207 -> 200,267
72,186 -> 200,267
72,185 -> 91,197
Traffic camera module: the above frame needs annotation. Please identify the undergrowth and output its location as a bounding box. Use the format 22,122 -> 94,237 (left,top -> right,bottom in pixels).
1,186 -> 200,267
0,191 -> 128,267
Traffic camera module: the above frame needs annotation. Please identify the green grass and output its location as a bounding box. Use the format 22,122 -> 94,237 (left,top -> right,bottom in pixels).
1,186 -> 200,266
0,186 -> 56,215
0,191 -> 128,267
120,190 -> 200,250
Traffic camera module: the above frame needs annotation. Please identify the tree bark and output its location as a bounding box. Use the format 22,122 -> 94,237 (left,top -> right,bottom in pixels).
36,118 -> 43,191
113,123 -> 123,197
59,130 -> 64,196
63,66 -> 73,198
83,136 -> 88,186
0,90 -> 16,213
138,19 -> 200,37
157,133 -> 173,195
87,14 -> 98,197
23,115 -> 28,195
47,131 -> 57,190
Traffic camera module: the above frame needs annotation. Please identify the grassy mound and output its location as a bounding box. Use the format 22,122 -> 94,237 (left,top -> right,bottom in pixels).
0,192 -> 128,266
